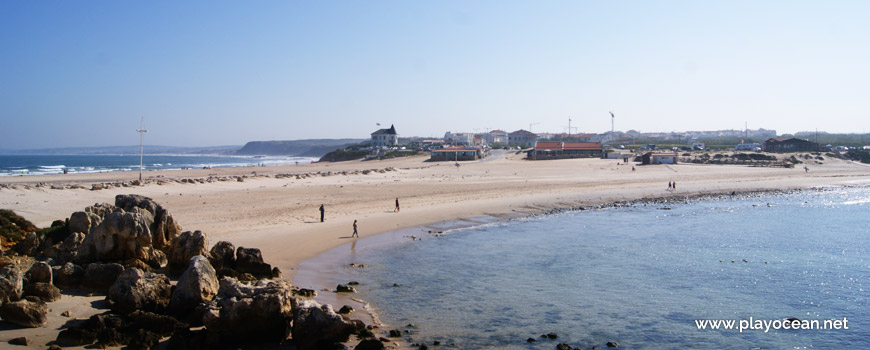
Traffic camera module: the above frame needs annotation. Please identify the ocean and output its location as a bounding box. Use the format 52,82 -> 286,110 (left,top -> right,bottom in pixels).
300,187 -> 869,349
0,154 -> 317,176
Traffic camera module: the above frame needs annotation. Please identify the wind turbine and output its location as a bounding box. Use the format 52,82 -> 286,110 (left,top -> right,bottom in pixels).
136,117 -> 148,182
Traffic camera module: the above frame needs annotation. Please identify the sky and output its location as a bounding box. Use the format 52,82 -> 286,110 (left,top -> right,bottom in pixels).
1,1 -> 869,148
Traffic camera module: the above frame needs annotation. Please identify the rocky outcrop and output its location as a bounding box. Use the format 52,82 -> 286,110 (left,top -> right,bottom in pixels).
0,298 -> 48,327
114,194 -> 181,250
355,339 -> 387,350
0,267 -> 23,303
43,232 -> 85,264
12,232 -> 41,257
56,310 -> 184,349
24,261 -> 52,285
76,210 -> 168,268
235,247 -> 273,278
23,282 -> 62,302
167,230 -> 209,271
292,299 -> 363,350
202,277 -> 294,343
69,211 -> 100,235
53,262 -> 85,288
82,263 -> 125,291
208,241 -> 235,270
169,255 -> 218,322
106,268 -> 172,315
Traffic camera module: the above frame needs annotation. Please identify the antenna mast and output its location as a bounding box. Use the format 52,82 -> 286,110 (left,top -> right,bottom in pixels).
609,111 -> 615,144
136,116 -> 148,182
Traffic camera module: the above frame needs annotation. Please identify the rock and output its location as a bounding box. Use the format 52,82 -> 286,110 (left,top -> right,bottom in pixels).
24,261 -> 52,285
167,230 -> 210,272
82,263 -> 125,291
527,338 -> 537,343
355,339 -> 386,350
606,341 -> 619,348
336,284 -> 356,293
338,305 -> 354,314
56,327 -> 98,347
0,299 -> 48,327
203,277 -> 294,343
124,258 -> 153,272
43,232 -> 84,264
0,267 -> 24,303
128,310 -> 187,337
294,288 -> 317,297
291,299 -> 363,350
166,327 -> 209,350
12,232 -> 41,257
23,282 -> 62,302
235,247 -> 272,278
208,241 -> 235,270
114,194 -> 181,250
106,268 -> 172,315
69,211 -> 99,234
8,337 -> 28,345
389,329 -> 402,337
53,262 -> 85,288
75,210 -> 168,268
48,344 -> 62,350
557,343 -> 572,350
61,310 -> 70,317
170,255 -> 218,322
546,332 -> 559,339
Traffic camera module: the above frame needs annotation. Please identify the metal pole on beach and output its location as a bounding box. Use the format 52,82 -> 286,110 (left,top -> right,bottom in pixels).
137,117 -> 148,182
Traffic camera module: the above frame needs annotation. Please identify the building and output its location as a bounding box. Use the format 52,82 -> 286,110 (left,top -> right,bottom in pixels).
484,130 -> 509,145
763,137 -> 819,152
735,143 -> 761,151
508,129 -> 538,148
444,132 -> 476,145
430,146 -> 486,161
371,124 -> 398,148
531,142 -> 603,160
642,152 -> 678,165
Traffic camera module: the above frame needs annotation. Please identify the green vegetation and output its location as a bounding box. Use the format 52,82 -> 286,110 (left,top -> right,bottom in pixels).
846,150 -> 870,164
0,209 -> 38,242
319,149 -> 369,162
732,153 -> 777,161
380,150 -> 419,159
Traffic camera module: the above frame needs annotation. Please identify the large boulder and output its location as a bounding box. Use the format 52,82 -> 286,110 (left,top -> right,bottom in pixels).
202,277 -> 294,343
53,262 -> 85,288
209,241 -> 236,270
12,232 -> 41,257
82,263 -> 125,291
292,299 -> 363,350
114,194 -> 181,250
69,211 -> 101,234
43,232 -> 85,264
0,267 -> 23,303
106,268 -> 172,315
235,247 -> 272,278
0,298 -> 48,327
75,210 -> 167,268
167,230 -> 210,271
169,255 -> 218,321
23,282 -> 62,302
24,261 -> 52,285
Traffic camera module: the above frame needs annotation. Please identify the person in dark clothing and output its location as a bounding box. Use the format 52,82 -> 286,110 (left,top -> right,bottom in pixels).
319,204 -> 325,222
395,198 -> 400,212
352,220 -> 359,237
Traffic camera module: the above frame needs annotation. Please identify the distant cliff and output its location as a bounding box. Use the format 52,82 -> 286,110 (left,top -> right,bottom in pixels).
235,139 -> 363,157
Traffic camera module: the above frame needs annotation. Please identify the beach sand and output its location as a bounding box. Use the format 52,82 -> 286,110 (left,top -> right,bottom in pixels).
1,151 -> 869,347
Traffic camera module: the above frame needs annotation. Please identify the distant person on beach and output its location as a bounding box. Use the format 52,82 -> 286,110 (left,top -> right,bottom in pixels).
395,198 -> 400,212
673,181 -> 676,190
668,181 -> 672,190
319,204 -> 325,222
352,220 -> 359,237
804,166 -> 809,173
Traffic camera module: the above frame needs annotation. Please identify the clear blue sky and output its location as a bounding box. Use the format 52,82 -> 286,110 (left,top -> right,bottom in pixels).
2,1 -> 868,148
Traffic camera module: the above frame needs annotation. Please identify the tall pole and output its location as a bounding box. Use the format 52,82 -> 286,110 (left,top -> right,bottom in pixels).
136,116 -> 148,182
609,111 -> 615,144
568,117 -> 572,138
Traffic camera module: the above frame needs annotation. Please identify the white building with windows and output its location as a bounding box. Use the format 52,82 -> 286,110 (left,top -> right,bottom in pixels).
371,124 -> 398,148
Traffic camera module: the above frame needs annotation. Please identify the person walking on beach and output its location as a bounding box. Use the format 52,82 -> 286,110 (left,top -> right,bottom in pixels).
319,204 -> 325,222
395,198 -> 400,212
673,181 -> 676,190
352,220 -> 359,237
668,181 -> 672,190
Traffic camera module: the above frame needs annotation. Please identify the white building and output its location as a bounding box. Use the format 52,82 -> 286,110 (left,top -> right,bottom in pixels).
371,124 -> 398,148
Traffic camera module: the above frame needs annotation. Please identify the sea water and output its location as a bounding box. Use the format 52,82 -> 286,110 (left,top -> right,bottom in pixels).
0,154 -> 316,176
328,187 -> 869,349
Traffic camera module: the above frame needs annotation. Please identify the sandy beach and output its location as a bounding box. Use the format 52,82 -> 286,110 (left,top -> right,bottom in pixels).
1,151 -> 869,347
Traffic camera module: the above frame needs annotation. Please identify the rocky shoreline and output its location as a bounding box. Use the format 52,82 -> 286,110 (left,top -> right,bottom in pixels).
0,194 -> 396,349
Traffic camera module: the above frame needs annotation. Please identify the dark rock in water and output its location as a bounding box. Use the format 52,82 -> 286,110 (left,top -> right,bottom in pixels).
53,262 -> 85,288
167,230 -> 210,272
358,328 -> 375,338
291,299 -> 363,350
203,277 -> 294,343
208,241 -> 236,270
527,338 -> 537,343
355,339 -> 386,350
557,343 -> 572,350
547,332 -> 559,339
8,336 -> 28,345
25,261 -> 52,285
336,284 -> 356,293
606,341 -> 619,347
83,262 -> 125,291
419,344 -> 429,350
23,282 -> 62,302
106,268 -> 172,315
169,255 -> 218,322
338,305 -> 354,314
0,298 -> 48,327
389,329 -> 403,337
235,247 -> 273,278
0,267 -> 24,303
294,288 -> 317,297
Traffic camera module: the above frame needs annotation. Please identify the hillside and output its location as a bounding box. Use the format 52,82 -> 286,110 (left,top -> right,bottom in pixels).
234,139 -> 363,157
